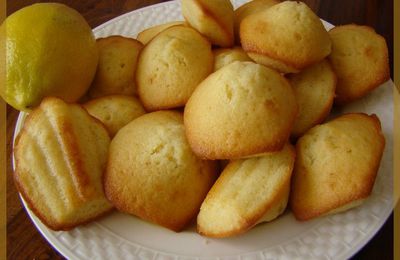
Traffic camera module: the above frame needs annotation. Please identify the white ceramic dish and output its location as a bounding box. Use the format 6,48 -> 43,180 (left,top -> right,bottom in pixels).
13,1 -> 395,259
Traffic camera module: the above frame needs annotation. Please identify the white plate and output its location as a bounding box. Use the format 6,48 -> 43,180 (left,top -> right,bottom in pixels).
13,1 -> 395,259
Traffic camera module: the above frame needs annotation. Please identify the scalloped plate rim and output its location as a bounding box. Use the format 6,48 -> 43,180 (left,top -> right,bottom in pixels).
12,1 -> 394,259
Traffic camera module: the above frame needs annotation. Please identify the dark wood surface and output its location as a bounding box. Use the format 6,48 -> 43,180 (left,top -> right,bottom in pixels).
6,0 -> 394,259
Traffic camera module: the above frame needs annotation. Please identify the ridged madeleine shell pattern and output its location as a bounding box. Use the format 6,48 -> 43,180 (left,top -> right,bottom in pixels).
13,1 -> 394,259
14,97 -> 112,231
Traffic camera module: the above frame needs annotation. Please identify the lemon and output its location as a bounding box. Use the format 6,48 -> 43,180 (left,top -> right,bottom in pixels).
0,3 -> 98,111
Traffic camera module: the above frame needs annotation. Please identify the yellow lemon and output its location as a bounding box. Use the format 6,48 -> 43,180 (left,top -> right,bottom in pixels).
0,3 -> 98,111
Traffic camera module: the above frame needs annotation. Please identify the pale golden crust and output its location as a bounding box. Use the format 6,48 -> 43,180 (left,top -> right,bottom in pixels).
182,0 -> 234,47
136,25 -> 213,111
288,59 -> 337,138
290,113 -> 385,221
247,52 -> 300,74
104,111 -> 217,232
240,1 -> 331,73
197,144 -> 295,237
233,0 -> 280,44
88,36 -> 143,98
83,95 -> 146,137
328,25 -> 390,104
213,47 -> 252,71
13,97 -> 112,231
136,21 -> 185,45
184,61 -> 298,160
14,178 -> 113,231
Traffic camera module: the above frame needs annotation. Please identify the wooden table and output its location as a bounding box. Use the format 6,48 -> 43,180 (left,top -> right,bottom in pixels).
6,0 -> 394,259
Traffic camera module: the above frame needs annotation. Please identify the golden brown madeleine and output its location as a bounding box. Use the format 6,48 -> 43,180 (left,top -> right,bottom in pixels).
88,36 -> 143,98
181,0 -> 234,47
240,1 -> 331,73
184,61 -> 297,160
136,25 -> 213,111
288,59 -> 336,138
233,0 -> 279,44
213,47 -> 252,71
290,113 -> 385,221
137,21 -> 185,45
104,111 -> 217,232
328,25 -> 390,104
197,144 -> 295,238
83,95 -> 146,137
13,97 -> 112,231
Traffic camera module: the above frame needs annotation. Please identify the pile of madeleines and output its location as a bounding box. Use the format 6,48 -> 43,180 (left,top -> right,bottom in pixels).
14,0 -> 389,237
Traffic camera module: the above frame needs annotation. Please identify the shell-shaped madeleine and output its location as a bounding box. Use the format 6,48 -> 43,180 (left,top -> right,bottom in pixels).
14,97 -> 112,230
